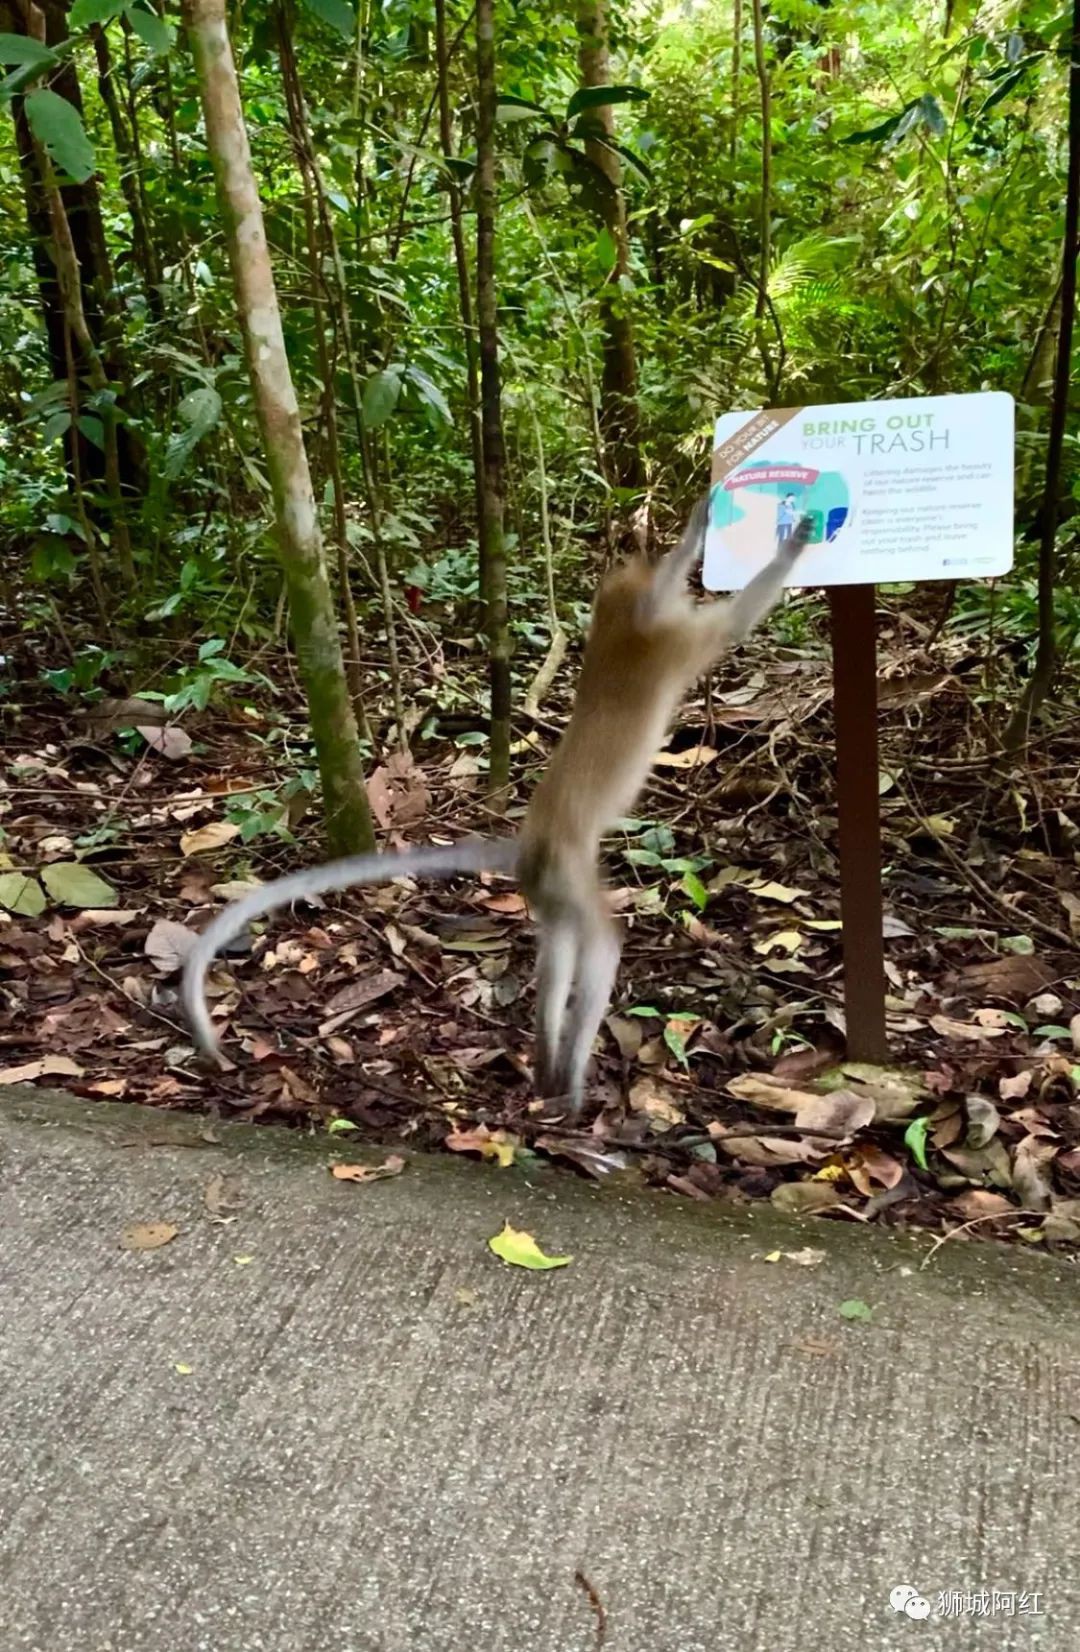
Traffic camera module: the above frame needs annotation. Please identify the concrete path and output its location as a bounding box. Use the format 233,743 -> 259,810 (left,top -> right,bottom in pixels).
0,1084 -> 1077,1652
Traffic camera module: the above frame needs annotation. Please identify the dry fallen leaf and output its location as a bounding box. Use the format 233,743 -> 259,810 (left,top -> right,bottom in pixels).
725,1073 -> 812,1114
948,1189 -> 1016,1221
628,1076 -> 685,1130
793,1090 -> 875,1136
770,1181 -> 842,1216
445,1126 -> 518,1168
716,1132 -> 826,1167
203,1172 -> 245,1218
999,1069 -> 1033,1102
144,917 -> 198,975
845,1144 -> 905,1196
138,724 -> 193,761
0,1054 -> 84,1084
955,954 -> 1055,1001
1011,1135 -> 1055,1212
318,970 -> 404,1034
929,1014 -> 1007,1042
89,1078 -> 128,1096
330,1156 -> 405,1184
480,890 -> 528,915
121,1221 -> 179,1251
69,908 -> 142,931
180,820 -> 241,857
747,880 -> 808,905
753,929 -> 805,956
652,743 -> 718,769
792,1336 -> 838,1357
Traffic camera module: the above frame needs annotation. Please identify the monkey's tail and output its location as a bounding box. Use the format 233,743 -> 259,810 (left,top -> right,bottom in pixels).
181,836 -> 520,1058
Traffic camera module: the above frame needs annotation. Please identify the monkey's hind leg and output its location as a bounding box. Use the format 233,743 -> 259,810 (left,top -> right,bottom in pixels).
533,915 -> 578,1100
560,907 -> 621,1113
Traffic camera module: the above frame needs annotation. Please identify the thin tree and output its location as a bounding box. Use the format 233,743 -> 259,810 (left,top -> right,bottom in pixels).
1003,0 -> 1079,751
575,0 -> 644,494
475,0 -> 512,805
182,0 -> 375,854
749,0 -> 778,398
276,7 -> 370,742
433,0 -> 486,601
16,0 -> 134,583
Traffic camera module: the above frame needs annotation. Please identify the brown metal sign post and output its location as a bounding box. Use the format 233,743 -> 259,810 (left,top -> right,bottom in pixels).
827,584 -> 888,1062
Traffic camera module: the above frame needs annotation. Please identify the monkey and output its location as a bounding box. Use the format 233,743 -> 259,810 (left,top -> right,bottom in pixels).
182,503 -> 812,1111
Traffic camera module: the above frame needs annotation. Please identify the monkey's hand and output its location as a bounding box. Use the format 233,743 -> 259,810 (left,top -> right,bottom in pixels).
778,513 -> 815,565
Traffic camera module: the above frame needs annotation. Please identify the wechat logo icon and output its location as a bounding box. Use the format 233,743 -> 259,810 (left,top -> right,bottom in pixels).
890,1585 -> 932,1620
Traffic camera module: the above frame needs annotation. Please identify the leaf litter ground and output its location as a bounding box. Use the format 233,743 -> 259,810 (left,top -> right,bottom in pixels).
2,611 -> 1080,1258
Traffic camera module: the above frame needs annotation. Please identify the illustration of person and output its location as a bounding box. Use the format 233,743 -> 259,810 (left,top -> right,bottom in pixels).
776,493 -> 797,542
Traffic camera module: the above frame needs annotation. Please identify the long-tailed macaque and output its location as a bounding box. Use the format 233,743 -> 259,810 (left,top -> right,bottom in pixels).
182,504 -> 811,1110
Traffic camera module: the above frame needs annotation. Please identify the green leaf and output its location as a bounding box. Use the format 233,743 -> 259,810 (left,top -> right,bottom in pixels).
496,94 -> 550,122
565,83 -> 649,121
69,0 -> 131,25
977,63 -> 1028,115
488,1222 -> 572,1271
404,364 -> 451,424
127,5 -> 172,54
663,1016 -> 695,1067
838,1298 -> 874,1323
327,1118 -> 359,1135
300,0 -> 357,40
918,92 -> 946,135
361,367 -> 402,430
0,60 -> 49,97
904,1115 -> 930,1171
1000,934 -> 1034,955
77,415 -> 104,448
595,226 -> 617,272
41,410 -> 71,444
41,861 -> 117,908
594,134 -> 653,182
0,33 -> 57,66
164,387 -> 222,480
841,104 -> 912,145
680,871 -> 708,911
30,536 -> 77,582
1033,1024 -> 1073,1041
884,100 -> 924,149
0,872 -> 46,917
25,88 -> 96,182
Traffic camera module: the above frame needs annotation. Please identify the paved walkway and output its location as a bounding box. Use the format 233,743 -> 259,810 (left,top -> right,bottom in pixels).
0,1084 -> 1076,1650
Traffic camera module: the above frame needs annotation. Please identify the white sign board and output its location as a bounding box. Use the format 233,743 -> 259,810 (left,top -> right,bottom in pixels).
703,391 -> 1014,591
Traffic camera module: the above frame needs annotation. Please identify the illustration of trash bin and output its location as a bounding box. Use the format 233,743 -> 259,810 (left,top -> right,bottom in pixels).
803,509 -> 825,543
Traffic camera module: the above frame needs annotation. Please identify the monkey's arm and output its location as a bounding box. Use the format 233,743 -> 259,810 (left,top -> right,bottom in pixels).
697,513 -> 813,652
181,836 -> 518,1057
637,495 -> 708,627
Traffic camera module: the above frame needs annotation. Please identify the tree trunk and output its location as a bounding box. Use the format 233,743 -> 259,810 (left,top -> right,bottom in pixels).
3,0 -> 145,497
182,0 -> 375,855
475,0 -> 512,806
276,6 -> 371,743
1003,0 -> 1079,752
91,23 -> 161,300
750,0 -> 778,398
575,0 -> 644,495
18,0 -> 134,582
434,0 -> 486,602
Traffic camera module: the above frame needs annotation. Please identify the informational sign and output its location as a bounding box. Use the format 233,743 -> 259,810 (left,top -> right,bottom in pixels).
703,391 -> 1014,591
